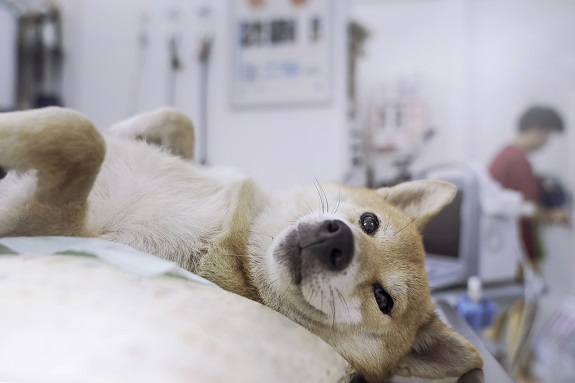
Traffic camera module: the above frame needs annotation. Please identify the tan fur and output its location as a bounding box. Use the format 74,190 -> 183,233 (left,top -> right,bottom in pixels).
198,179 -> 266,301
0,108 -> 105,236
0,107 -> 483,382
107,107 -> 195,160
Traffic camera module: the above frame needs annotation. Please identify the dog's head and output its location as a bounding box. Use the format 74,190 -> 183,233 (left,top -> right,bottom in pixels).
248,180 -> 482,382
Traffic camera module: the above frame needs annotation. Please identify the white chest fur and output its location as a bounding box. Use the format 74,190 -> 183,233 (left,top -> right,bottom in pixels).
86,138 -> 253,270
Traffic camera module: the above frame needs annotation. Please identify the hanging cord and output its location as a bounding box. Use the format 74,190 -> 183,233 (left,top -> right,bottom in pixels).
197,5 -> 213,165
166,8 -> 182,107
197,36 -> 212,165
129,10 -> 149,115
167,32 -> 182,106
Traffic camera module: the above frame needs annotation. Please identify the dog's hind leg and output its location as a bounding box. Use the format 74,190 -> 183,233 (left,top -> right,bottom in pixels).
0,107 -> 106,237
107,107 -> 195,160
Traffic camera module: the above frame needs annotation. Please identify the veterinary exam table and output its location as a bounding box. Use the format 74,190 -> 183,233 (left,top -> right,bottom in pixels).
0,237 -> 511,383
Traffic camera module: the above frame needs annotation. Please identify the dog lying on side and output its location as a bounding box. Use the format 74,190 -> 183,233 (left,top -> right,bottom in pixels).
0,107 -> 482,382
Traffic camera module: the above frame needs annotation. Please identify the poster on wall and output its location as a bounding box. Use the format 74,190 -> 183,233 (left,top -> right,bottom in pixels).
230,0 -> 333,107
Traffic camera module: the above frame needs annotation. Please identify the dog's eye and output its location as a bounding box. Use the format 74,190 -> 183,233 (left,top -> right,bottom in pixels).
360,213 -> 379,235
373,284 -> 394,315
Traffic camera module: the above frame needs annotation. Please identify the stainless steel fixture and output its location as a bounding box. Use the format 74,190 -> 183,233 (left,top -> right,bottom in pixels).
0,0 -> 63,111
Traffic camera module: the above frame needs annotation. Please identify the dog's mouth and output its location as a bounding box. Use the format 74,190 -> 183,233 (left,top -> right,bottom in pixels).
271,219 -> 363,327
275,228 -> 304,285
274,219 -> 355,286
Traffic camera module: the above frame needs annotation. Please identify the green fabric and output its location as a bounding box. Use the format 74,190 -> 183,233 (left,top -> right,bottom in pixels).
534,225 -> 547,262
0,243 -> 16,254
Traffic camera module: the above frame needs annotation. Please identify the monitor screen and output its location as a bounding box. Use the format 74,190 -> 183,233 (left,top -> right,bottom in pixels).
422,190 -> 462,259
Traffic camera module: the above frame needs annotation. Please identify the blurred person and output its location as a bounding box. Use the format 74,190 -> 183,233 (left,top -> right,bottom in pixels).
489,105 -> 569,268
486,106 -> 569,380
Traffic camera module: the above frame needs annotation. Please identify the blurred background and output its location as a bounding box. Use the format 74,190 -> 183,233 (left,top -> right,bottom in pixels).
1,0 -> 574,381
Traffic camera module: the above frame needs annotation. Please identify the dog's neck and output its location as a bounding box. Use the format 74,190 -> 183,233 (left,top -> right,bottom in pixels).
198,236 -> 262,302
195,178 -> 267,303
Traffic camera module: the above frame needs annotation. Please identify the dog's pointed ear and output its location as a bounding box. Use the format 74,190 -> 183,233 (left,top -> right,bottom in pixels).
377,180 -> 457,228
394,314 -> 483,379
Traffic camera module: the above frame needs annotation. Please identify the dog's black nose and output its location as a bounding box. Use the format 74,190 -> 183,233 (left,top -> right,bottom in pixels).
308,219 -> 354,271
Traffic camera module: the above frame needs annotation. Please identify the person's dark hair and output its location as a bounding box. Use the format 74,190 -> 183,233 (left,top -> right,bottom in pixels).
519,106 -> 564,133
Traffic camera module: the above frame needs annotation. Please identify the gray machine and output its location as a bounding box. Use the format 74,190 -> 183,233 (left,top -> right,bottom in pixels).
418,162 -> 525,291
417,163 -> 482,290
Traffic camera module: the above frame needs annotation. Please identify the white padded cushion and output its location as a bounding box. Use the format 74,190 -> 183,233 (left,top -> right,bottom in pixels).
0,254 -> 348,383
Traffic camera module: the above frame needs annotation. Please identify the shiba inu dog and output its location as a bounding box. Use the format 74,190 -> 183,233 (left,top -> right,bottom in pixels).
0,107 -> 482,382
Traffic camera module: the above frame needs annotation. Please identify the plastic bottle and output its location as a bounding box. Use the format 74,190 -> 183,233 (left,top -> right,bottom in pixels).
456,276 -> 498,332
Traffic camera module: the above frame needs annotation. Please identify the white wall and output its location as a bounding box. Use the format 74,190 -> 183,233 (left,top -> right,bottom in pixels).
207,1 -> 349,191
50,0 -> 350,191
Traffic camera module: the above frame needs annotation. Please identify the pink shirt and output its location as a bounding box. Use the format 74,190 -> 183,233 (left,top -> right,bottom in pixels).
489,145 -> 539,200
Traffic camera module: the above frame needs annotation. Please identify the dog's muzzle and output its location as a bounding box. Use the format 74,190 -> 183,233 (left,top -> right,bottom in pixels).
278,219 -> 355,285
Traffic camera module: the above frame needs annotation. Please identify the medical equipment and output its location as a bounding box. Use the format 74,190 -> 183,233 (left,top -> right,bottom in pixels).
418,163 -> 481,290
418,163 -> 526,289
0,0 -> 63,111
456,276 -> 498,331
